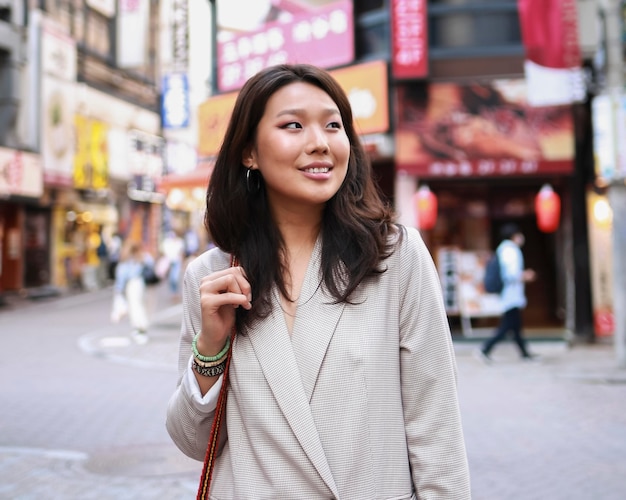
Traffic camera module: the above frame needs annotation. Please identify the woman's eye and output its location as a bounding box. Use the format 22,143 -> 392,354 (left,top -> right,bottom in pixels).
327,121 -> 342,129
282,122 -> 302,129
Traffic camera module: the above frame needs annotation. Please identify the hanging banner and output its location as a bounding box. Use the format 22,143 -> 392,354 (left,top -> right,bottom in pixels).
391,0 -> 428,79
517,0 -> 585,106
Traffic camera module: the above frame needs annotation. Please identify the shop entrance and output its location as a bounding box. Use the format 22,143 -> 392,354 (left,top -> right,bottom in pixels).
24,208 -> 51,288
425,179 -> 566,332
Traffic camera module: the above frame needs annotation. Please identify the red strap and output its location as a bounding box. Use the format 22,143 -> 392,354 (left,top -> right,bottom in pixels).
196,256 -> 238,500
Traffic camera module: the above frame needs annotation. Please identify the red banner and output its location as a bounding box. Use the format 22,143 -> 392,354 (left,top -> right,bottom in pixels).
391,0 -> 428,79
518,0 -> 581,69
517,0 -> 584,106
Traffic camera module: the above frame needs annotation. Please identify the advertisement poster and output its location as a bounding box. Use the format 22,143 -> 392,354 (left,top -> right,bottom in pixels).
216,0 -> 354,91
395,80 -> 575,178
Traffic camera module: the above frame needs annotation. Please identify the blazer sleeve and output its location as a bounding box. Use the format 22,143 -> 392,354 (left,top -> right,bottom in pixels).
165,250 -> 229,461
398,228 -> 471,499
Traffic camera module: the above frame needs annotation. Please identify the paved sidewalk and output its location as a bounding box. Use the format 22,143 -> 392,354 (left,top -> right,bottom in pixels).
82,299 -> 626,384
3,287 -> 626,499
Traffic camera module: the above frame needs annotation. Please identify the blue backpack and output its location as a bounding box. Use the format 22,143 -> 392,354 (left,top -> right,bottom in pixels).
484,253 -> 503,294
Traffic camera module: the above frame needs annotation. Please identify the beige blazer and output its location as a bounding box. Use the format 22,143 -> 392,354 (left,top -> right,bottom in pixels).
167,227 -> 471,499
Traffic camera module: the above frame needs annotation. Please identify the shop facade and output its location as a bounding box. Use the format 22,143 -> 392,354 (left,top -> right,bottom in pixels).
0,148 -> 45,293
37,19 -> 164,289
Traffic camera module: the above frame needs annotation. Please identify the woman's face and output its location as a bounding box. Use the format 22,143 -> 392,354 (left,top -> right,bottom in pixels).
244,82 -> 350,213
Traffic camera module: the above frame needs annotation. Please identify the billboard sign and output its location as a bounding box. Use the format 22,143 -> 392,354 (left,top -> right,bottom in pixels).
0,147 -> 43,199
216,0 -> 354,92
395,80 -> 575,178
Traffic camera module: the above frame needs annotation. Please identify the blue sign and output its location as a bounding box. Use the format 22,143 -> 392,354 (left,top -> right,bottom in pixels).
162,73 -> 190,129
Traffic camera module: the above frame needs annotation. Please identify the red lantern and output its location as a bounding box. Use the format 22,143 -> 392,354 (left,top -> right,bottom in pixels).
414,185 -> 438,230
535,184 -> 561,233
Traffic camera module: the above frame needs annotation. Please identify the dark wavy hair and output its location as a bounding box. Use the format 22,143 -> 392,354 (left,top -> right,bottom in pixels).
205,64 -> 399,328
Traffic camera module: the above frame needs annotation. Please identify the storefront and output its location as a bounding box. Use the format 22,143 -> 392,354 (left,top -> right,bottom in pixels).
393,79 -> 576,335
0,147 -> 45,293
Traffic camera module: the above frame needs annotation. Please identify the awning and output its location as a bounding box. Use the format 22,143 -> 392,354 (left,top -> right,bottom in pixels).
158,159 -> 215,191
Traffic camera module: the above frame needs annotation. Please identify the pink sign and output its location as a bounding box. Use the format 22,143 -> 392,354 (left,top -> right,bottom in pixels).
391,0 -> 428,79
217,0 -> 354,92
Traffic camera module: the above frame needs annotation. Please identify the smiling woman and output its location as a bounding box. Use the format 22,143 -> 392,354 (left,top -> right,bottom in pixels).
166,64 -> 471,500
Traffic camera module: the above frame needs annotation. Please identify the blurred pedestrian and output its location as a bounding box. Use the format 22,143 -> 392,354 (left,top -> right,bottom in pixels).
183,227 -> 200,258
166,64 -> 470,499
161,230 -> 185,296
112,240 -> 151,344
107,232 -> 122,281
96,227 -> 109,287
81,224 -> 101,291
475,222 -> 538,363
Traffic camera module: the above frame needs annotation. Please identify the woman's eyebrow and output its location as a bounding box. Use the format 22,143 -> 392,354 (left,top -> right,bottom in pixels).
275,107 -> 340,118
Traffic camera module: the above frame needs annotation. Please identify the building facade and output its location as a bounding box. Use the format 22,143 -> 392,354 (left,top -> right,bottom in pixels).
0,0 -> 165,295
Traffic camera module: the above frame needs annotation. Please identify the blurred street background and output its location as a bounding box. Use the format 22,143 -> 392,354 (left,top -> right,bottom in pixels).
2,0 -> 626,498
1,284 -> 625,499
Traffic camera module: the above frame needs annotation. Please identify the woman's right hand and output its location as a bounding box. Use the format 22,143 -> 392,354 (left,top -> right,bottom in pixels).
196,266 -> 252,356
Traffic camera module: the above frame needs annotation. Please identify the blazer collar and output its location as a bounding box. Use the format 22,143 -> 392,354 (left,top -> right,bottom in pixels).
247,238 -> 344,498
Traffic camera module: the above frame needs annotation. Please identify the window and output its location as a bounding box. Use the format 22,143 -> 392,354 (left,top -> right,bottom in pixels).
428,0 -> 523,59
355,4 -> 389,60
85,9 -> 111,57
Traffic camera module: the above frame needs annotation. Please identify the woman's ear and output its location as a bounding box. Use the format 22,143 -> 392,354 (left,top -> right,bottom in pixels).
242,146 -> 256,169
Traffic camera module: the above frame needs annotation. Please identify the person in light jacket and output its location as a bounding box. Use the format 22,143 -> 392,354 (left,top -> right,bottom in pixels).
166,64 -> 471,499
476,223 -> 538,362
113,241 -> 151,344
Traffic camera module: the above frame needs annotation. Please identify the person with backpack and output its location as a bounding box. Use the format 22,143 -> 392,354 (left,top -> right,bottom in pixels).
475,223 -> 538,363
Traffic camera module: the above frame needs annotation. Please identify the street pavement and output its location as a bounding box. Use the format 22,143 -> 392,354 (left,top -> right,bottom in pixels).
1,285 -> 625,499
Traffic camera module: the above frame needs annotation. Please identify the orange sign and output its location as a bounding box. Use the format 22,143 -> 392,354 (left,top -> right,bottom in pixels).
197,61 -> 389,157
197,91 -> 238,157
331,60 -> 389,135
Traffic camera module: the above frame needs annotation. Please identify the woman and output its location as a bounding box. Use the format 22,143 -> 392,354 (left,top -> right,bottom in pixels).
113,241 -> 151,344
166,64 -> 470,499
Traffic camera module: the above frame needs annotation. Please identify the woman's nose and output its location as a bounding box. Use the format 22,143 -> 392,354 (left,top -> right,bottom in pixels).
306,127 -> 329,153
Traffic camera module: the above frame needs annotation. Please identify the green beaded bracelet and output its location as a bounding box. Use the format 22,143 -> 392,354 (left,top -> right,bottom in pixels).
192,334 -> 230,363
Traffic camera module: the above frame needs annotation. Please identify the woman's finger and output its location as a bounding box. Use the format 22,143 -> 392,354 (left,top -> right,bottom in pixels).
201,267 -> 252,301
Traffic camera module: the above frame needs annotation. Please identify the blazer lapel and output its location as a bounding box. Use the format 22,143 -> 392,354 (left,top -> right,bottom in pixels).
248,307 -> 340,499
290,242 -> 346,402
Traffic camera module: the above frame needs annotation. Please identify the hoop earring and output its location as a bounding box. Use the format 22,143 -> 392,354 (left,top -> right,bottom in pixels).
246,168 -> 261,194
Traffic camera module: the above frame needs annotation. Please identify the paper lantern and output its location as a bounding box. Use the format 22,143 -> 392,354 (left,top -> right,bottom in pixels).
414,185 -> 438,230
535,184 -> 561,233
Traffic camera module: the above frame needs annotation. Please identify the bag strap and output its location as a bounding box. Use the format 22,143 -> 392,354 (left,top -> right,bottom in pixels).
196,255 -> 238,500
